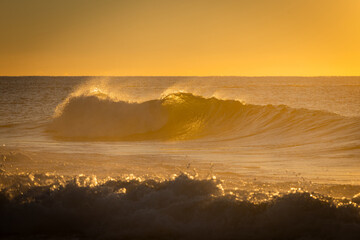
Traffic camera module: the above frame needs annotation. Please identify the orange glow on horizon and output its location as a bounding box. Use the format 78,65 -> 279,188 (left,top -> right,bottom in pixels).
0,0 -> 359,76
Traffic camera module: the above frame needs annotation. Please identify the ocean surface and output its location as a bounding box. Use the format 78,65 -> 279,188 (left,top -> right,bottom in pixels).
0,76 -> 360,239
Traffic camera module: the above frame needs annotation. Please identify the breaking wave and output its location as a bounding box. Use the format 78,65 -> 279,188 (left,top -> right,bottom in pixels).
0,172 -> 359,239
48,91 -> 360,143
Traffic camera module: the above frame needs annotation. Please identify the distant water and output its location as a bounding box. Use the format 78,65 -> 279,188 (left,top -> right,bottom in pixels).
0,76 -> 360,239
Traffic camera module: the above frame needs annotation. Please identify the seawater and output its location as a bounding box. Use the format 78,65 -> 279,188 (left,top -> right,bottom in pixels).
0,76 -> 360,239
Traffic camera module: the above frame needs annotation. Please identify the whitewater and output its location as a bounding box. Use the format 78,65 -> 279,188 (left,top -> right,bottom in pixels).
0,76 -> 360,239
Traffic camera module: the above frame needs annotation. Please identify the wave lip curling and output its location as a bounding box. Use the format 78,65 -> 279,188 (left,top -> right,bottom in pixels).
48,92 -> 360,143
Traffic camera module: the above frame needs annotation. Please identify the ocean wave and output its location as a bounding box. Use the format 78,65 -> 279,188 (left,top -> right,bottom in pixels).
0,172 -> 359,239
48,91 -> 360,143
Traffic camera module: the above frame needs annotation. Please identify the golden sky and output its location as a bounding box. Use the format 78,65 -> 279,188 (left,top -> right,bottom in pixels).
0,0 -> 359,76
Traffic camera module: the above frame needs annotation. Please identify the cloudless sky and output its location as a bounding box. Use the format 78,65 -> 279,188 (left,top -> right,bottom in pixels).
0,0 -> 359,76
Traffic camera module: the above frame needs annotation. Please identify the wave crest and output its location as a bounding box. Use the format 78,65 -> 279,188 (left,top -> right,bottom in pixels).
48,92 -> 360,142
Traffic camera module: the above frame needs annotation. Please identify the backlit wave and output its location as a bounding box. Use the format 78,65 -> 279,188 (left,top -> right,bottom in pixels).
48,91 -> 360,143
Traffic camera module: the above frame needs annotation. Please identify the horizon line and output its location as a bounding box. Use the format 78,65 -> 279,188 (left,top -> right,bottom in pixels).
1,75 -> 360,78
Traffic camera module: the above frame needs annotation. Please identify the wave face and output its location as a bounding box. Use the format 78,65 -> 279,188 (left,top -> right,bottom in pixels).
48,92 -> 360,143
49,95 -> 168,140
1,172 -> 360,240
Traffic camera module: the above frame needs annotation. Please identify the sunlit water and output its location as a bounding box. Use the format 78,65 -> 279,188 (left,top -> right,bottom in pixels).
0,76 -> 360,239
